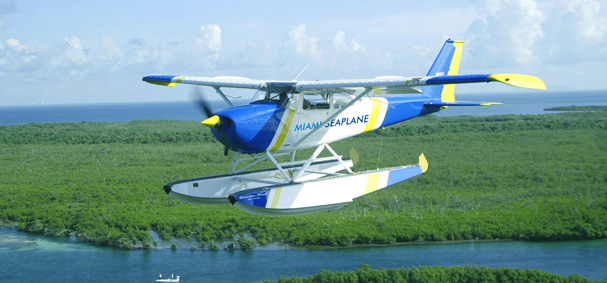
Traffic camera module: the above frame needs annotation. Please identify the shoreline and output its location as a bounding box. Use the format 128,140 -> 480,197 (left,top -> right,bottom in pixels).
3,223 -> 605,252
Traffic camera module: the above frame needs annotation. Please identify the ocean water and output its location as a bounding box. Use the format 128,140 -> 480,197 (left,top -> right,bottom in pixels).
1,90 -> 606,125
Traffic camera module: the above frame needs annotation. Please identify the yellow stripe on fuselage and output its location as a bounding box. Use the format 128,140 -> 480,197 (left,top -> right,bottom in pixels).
270,110 -> 296,152
270,187 -> 283,208
441,41 -> 463,102
363,98 -> 382,133
365,172 -> 381,194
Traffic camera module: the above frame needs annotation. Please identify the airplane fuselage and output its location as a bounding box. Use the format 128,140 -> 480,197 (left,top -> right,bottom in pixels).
209,92 -> 441,154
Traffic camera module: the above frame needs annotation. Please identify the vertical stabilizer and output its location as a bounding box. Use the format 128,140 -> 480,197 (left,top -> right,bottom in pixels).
421,40 -> 464,102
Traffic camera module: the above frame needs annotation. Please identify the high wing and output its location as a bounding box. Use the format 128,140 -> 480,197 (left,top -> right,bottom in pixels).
294,73 -> 546,92
143,73 -> 546,94
142,75 -> 267,89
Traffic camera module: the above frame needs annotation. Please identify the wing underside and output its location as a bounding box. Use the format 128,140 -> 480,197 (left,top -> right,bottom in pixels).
142,75 -> 266,89
143,73 -> 546,93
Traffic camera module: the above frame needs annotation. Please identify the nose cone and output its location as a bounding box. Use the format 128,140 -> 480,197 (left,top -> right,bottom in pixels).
201,115 -> 221,129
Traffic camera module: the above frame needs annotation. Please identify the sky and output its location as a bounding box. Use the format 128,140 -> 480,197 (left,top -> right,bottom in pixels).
0,0 -> 606,106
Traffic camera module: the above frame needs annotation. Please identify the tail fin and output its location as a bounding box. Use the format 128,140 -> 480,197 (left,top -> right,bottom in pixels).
421,40 -> 464,102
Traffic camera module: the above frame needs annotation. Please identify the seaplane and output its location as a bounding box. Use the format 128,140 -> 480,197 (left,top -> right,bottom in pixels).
142,39 -> 546,216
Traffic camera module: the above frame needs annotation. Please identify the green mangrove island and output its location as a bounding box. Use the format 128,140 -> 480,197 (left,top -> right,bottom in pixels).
264,265 -> 602,283
1,111 -> 606,249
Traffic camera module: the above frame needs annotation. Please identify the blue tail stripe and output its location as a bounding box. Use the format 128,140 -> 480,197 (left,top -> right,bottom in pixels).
426,40 -> 456,77
421,40 -> 457,99
425,74 -> 491,85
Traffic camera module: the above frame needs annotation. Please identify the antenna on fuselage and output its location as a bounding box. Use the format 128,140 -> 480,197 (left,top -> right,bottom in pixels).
293,64 -> 309,81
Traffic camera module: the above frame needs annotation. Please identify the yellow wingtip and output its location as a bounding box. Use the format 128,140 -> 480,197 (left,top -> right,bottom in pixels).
488,74 -> 547,90
419,153 -> 428,173
146,81 -> 176,87
201,115 -> 220,129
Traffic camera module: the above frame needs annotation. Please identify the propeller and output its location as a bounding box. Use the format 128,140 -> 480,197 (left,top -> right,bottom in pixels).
190,86 -> 230,156
190,86 -> 215,118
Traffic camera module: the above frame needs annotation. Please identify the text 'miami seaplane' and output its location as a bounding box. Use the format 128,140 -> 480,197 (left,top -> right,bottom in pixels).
143,39 -> 546,216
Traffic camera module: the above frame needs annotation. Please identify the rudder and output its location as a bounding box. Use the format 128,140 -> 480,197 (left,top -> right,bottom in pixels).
421,40 -> 464,102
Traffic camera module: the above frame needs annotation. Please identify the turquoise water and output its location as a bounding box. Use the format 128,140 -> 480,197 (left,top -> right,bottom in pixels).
1,227 -> 606,282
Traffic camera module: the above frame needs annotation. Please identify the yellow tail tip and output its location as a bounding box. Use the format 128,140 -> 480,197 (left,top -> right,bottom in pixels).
488,74 -> 547,90
419,153 -> 428,173
201,115 -> 221,129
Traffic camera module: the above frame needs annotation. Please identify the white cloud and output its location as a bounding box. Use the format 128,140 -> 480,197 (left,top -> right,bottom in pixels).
558,0 -> 607,42
467,0 -> 545,66
102,36 -> 122,59
466,0 -> 607,68
332,30 -> 363,53
50,36 -> 87,68
6,38 -> 25,51
66,36 -> 87,65
0,38 -> 35,69
288,24 -> 320,58
196,24 -> 222,54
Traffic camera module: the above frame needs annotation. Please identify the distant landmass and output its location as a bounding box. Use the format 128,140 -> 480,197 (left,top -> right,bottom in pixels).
545,105 -> 607,112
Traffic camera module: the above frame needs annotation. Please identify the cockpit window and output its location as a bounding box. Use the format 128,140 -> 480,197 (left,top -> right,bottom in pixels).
265,91 -> 290,108
253,82 -> 296,108
302,93 -> 331,110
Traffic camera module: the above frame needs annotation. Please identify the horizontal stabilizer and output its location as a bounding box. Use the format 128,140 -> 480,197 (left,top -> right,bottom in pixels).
425,100 -> 503,107
419,73 -> 546,90
488,74 -> 547,90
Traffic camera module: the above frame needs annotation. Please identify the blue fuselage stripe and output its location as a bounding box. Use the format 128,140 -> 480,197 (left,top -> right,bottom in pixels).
212,103 -> 283,154
380,97 -> 428,128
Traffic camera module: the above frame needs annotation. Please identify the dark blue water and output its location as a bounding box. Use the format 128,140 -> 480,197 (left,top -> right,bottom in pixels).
1,228 -> 605,282
1,91 -> 606,125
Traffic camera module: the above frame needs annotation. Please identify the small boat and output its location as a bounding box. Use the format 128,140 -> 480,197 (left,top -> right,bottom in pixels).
156,273 -> 180,282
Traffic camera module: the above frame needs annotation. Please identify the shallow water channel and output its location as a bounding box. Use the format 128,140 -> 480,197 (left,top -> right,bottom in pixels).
1,227 -> 606,282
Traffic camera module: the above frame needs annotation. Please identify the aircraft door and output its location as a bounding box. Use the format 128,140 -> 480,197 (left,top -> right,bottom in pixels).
294,92 -> 332,141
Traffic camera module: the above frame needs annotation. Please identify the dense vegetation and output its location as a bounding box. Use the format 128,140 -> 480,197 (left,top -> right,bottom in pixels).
264,265 -> 601,283
1,111 -> 606,249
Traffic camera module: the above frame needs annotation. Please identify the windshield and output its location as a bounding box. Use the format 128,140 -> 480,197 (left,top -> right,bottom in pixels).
252,82 -> 296,108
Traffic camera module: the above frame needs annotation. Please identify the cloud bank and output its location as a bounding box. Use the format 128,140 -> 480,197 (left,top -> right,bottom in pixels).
1,0 -> 606,105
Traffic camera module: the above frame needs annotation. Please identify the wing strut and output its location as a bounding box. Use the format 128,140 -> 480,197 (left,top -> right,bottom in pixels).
213,87 -> 234,107
292,87 -> 373,147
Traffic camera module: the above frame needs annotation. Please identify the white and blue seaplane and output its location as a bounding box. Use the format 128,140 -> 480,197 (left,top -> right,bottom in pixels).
142,39 -> 546,216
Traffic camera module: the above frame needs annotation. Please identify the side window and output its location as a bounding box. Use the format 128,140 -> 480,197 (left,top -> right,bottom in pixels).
332,93 -> 353,109
302,93 -> 331,110
264,91 -> 290,108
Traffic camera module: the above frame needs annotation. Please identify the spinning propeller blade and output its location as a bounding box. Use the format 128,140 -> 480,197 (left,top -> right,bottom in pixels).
190,86 -> 215,118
